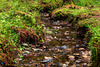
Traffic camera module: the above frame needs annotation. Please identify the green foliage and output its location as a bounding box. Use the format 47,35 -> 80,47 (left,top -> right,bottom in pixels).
0,0 -> 45,65
73,0 -> 100,7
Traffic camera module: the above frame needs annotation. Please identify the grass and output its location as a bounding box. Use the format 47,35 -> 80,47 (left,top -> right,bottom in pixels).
0,0 -> 44,65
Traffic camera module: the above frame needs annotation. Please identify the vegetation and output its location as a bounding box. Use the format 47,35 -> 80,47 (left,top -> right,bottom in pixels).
0,0 -> 100,66
0,0 -> 44,65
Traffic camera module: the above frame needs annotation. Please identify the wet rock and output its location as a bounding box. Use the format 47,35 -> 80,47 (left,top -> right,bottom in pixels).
44,56 -> 52,60
22,43 -> 28,46
65,62 -> 70,66
75,60 -> 81,64
66,48 -> 72,51
25,51 -> 30,54
66,36 -> 71,39
73,53 -> 80,56
25,48 -> 30,50
68,55 -> 75,61
83,63 -> 87,66
23,53 -> 27,56
75,45 -> 80,48
54,36 -> 57,39
44,14 -> 49,17
60,45 -> 67,50
32,48 -> 42,51
19,58 -> 22,61
79,48 -> 85,51
41,58 -> 53,63
64,31 -> 70,35
62,64 -> 67,67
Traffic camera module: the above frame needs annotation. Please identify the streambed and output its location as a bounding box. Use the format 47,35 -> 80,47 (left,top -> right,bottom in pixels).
17,13 -> 91,67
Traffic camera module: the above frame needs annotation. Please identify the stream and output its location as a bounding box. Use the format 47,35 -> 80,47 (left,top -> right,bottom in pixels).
17,13 -> 91,67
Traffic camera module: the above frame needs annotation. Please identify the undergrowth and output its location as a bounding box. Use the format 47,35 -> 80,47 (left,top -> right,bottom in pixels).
0,0 -> 44,65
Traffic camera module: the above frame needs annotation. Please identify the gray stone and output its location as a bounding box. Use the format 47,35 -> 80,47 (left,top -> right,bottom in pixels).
66,36 -> 71,39
25,51 -> 30,54
60,45 -> 67,50
75,60 -> 81,64
76,45 -> 79,48
19,58 -> 22,61
22,43 -> 28,46
62,64 -> 67,67
79,48 -> 85,51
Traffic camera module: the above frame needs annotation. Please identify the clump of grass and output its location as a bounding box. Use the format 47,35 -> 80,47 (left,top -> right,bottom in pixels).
73,0 -> 100,7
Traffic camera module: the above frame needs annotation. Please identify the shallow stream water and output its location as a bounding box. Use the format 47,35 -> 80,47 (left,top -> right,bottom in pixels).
17,13 -> 91,67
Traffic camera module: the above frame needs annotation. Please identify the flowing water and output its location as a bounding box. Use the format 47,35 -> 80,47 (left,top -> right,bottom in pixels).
17,13 -> 91,67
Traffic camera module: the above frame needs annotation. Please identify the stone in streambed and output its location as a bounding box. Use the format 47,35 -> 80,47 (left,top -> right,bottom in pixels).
64,31 -> 70,35
62,64 -> 67,67
25,51 -> 30,54
75,45 -> 80,48
22,43 -> 28,46
68,55 -> 75,61
41,57 -> 53,63
60,45 -> 67,50
79,48 -> 85,51
75,60 -> 81,64
19,58 -> 22,61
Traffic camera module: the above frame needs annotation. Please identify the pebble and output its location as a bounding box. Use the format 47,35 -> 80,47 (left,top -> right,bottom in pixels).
19,58 -> 22,61
22,43 -> 28,46
75,45 -> 80,48
83,63 -> 87,66
75,60 -> 81,64
44,56 -> 53,60
69,55 -> 75,61
73,53 -> 80,56
64,31 -> 70,35
23,53 -> 27,56
32,48 -> 42,51
66,36 -> 71,39
62,64 -> 67,67
42,58 -> 53,63
25,48 -> 30,50
65,62 -> 70,66
25,51 -> 30,54
66,48 -> 72,51
60,45 -> 67,50
79,48 -> 85,51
